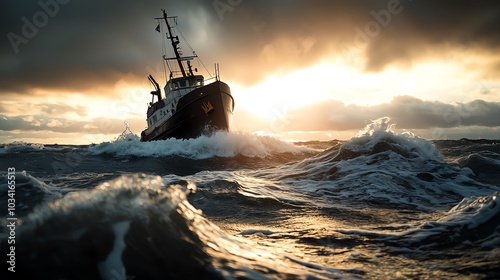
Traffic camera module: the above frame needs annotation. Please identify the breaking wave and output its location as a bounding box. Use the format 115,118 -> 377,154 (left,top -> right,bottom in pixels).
0,171 -> 67,217
0,142 -> 46,153
249,117 -> 498,210
9,174 -> 345,279
400,193 -> 500,247
1,117 -> 499,279
87,131 -> 314,159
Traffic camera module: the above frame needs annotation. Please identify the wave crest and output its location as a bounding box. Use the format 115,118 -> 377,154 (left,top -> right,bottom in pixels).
87,131 -> 312,159
11,174 -> 344,279
262,118 -> 495,210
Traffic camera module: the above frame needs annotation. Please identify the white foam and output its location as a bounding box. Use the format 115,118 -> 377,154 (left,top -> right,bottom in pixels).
98,221 -> 131,280
87,131 -> 313,159
379,193 -> 500,246
1,141 -> 45,152
349,117 -> 442,162
441,193 -> 500,229
0,171 -> 48,194
242,117 -> 498,211
21,174 -> 345,279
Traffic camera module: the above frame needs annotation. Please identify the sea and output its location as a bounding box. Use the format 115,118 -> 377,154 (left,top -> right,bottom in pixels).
1,118 -> 499,279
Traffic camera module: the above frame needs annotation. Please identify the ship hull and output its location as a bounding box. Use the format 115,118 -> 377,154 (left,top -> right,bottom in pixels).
140,81 -> 234,141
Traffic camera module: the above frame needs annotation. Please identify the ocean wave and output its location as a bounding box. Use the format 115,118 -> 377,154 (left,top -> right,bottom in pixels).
332,192 -> 500,277
0,142 -> 81,155
378,192 -> 500,249
87,131 -> 314,159
0,171 -> 64,218
456,151 -> 500,185
457,151 -> 500,169
251,118 -> 498,210
0,141 -> 45,153
9,174 -> 348,279
167,172 -> 305,224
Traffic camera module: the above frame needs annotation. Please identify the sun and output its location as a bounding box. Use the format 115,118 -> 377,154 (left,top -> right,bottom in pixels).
231,61 -> 346,119
230,53 -> 490,123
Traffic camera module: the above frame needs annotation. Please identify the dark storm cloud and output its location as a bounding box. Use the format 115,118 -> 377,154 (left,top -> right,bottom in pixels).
215,0 -> 500,80
277,96 -> 500,132
0,0 -> 215,94
361,1 -> 500,72
1,0 -> 499,94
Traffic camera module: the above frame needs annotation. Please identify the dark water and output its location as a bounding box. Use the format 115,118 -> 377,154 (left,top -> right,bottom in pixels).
1,121 -> 499,279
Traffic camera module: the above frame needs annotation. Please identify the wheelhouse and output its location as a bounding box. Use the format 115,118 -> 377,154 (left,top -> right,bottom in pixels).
165,75 -> 204,94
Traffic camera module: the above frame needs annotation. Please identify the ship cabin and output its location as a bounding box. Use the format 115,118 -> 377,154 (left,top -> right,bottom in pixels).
161,74 -> 204,113
165,75 -> 204,96
145,74 -> 205,130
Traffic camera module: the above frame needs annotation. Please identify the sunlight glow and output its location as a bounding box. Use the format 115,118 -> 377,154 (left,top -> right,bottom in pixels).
3,51 -> 498,145
231,57 -> 487,120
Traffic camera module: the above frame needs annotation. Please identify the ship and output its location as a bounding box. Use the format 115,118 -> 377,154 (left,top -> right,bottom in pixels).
140,9 -> 234,141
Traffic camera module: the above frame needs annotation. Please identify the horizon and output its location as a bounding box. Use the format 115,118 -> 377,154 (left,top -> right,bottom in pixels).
2,127 -> 499,147
1,0 -> 500,144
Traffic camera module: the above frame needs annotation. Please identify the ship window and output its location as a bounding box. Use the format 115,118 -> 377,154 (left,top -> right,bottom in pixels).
180,80 -> 186,87
153,116 -> 157,123
190,78 -> 202,87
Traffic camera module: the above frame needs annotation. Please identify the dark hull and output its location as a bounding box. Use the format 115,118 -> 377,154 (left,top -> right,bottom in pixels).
140,81 -> 234,141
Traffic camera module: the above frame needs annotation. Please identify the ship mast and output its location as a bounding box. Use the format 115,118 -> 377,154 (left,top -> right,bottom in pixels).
162,9 -> 193,78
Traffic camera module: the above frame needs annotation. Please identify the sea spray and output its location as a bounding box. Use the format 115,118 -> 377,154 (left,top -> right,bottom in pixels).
87,130 -> 315,159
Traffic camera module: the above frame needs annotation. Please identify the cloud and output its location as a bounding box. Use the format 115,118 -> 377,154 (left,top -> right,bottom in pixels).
210,0 -> 500,82
1,96 -> 498,143
241,96 -> 500,133
0,102 -> 88,117
1,0 -> 499,95
0,114 -> 143,135
39,103 -> 88,116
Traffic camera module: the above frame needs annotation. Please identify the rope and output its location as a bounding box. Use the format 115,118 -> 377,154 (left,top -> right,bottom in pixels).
176,25 -> 214,79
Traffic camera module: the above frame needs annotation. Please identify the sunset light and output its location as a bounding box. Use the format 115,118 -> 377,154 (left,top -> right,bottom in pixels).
1,0 -> 499,143
2,2 -> 500,279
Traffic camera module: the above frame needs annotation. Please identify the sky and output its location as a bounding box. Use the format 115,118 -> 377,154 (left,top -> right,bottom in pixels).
1,0 -> 500,144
